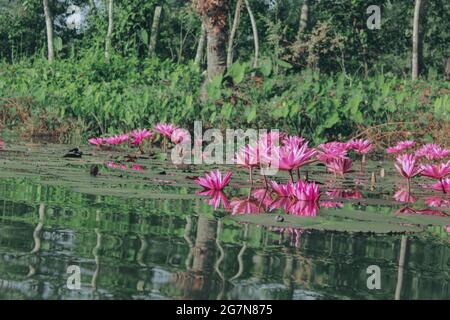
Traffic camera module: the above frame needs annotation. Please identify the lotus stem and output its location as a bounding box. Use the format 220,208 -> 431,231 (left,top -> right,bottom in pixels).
249,167 -> 253,185
289,170 -> 294,182
297,168 -> 301,181
440,178 -> 446,194
263,175 -> 269,189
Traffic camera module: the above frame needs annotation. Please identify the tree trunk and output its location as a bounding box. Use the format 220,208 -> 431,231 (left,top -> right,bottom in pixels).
43,0 -> 54,63
244,0 -> 258,68
395,235 -> 408,300
444,58 -> 450,80
192,0 -> 228,84
297,0 -> 309,37
227,0 -> 243,68
412,0 -> 426,80
105,0 -> 113,61
194,23 -> 206,65
149,5 -> 162,57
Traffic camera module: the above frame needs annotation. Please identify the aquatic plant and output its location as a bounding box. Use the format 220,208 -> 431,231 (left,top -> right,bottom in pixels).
394,154 -> 422,192
271,143 -> 317,181
104,134 -> 129,145
347,138 -> 373,164
88,137 -> 106,147
170,128 -> 190,145
194,170 -> 232,191
325,157 -> 353,176
290,180 -> 321,202
386,140 -> 416,154
415,143 -> 450,161
130,129 -> 153,146
420,161 -> 450,193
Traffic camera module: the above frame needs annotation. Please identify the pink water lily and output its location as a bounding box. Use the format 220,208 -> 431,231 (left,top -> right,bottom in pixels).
154,123 -> 177,138
326,189 -> 362,199
428,178 -> 450,193
393,188 -> 416,203
0,139 -> 5,150
252,188 -> 274,208
415,143 -> 450,161
425,197 -> 449,208
287,200 -> 319,216
386,140 -> 416,154
235,144 -> 260,184
272,144 -> 317,181
347,139 -> 373,155
106,161 -> 127,170
282,135 -> 306,149
194,170 -> 232,191
88,137 -> 106,146
131,164 -> 145,171
198,190 -> 230,210
325,158 -> 353,176
130,129 -> 153,145
290,180 -> 320,202
171,128 -> 190,145
270,181 -> 292,197
394,154 -> 422,179
104,134 -> 129,145
320,201 -> 344,208
230,198 -> 262,215
420,161 -> 450,180
316,141 -> 348,162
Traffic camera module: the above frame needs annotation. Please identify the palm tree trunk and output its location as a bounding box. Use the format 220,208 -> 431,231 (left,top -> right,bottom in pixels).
244,0 -> 258,68
297,0 -> 309,37
194,23 -> 206,65
412,0 -> 426,80
149,5 -> 162,57
43,0 -> 54,63
105,0 -> 113,61
227,0 -> 243,68
193,0 -> 228,83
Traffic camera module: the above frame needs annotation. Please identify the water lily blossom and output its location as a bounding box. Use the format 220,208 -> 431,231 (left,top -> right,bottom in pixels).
130,129 -> 153,146
272,144 -> 317,181
316,141 -> 348,163
290,180 -> 321,202
154,123 -> 177,138
88,137 -> 105,147
415,144 -> 450,161
198,190 -> 230,210
325,158 -> 353,176
171,128 -> 190,145
428,178 -> 450,193
386,140 -> 416,154
194,170 -> 232,191
420,161 -> 450,180
394,154 -> 422,179
104,134 -> 129,145
347,139 -> 373,155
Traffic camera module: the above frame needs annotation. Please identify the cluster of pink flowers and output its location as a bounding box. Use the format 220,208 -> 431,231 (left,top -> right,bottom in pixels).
389,140 -> 450,194
415,143 -> 450,161
386,140 -> 416,154
106,161 -> 144,171
88,134 -> 130,147
154,123 -> 177,138
88,123 -> 190,150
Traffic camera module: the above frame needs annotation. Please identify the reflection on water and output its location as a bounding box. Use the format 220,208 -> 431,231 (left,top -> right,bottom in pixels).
0,179 -> 449,300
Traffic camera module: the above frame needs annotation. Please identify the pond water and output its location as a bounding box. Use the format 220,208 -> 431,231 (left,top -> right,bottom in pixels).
0,141 -> 448,300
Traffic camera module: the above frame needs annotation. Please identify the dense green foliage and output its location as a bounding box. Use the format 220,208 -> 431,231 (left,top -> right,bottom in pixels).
0,0 -> 449,143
